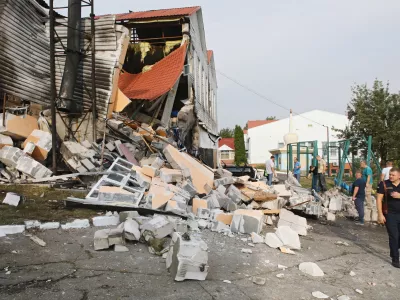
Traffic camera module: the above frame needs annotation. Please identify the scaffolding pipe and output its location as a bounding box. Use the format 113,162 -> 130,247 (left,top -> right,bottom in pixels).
58,0 -> 82,114
90,1 -> 97,141
49,0 -> 57,174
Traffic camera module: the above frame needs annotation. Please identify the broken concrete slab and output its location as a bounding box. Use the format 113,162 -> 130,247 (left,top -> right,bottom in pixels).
16,155 -> 53,179
166,232 -> 209,281
265,232 -> 284,248
273,184 -> 292,197
329,197 -> 343,212
119,211 -> 140,222
163,145 -> 214,194
2,192 -> 21,206
29,235 -> 46,247
214,177 -> 235,188
123,218 -> 141,241
327,212 -> 336,221
151,157 -> 164,170
81,159 -> 96,172
278,208 -> 308,236
230,209 -> 264,234
215,212 -> 233,225
114,244 -> 129,252
141,215 -> 174,239
311,291 -> 329,299
61,219 -> 90,230
299,262 -> 324,277
148,184 -> 174,210
160,168 -> 183,183
275,226 -> 301,250
60,141 -> 96,161
23,142 -> 35,155
94,229 -> 110,250
241,248 -> 252,254
251,232 -> 264,244
105,141 -> 116,152
197,219 -> 209,229
179,180 -> 197,198
92,213 -> 120,227
108,228 -> 125,246
0,146 -> 24,168
133,166 -> 151,189
211,221 -> 229,232
216,184 -> 226,195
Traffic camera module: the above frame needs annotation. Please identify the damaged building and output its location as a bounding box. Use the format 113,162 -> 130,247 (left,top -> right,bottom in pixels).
0,2 -> 219,168
114,6 -> 219,167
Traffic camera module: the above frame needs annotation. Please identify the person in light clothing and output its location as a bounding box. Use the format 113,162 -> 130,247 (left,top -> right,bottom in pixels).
265,156 -> 276,186
381,161 -> 393,182
316,155 -> 327,192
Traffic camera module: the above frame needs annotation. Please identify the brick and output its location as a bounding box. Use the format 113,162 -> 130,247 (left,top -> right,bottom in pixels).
160,168 -> 183,183
142,165 -> 157,178
192,198 -> 208,214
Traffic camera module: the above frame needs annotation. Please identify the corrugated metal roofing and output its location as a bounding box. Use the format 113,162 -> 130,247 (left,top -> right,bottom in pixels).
53,16 -> 129,118
116,6 -> 200,21
119,43 -> 186,101
0,0 -> 50,104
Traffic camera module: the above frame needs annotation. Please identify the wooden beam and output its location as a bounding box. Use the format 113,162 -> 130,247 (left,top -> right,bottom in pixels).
161,78 -> 180,127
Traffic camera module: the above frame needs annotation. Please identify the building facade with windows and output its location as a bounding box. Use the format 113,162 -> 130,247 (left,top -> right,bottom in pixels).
218,138 -> 235,165
245,110 -> 349,172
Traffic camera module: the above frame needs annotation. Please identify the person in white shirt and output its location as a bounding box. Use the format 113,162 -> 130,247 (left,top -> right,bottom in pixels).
265,156 -> 276,186
381,161 -> 393,182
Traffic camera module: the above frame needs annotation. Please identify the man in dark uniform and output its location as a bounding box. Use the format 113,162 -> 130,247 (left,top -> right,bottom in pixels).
352,170 -> 366,225
377,167 -> 400,268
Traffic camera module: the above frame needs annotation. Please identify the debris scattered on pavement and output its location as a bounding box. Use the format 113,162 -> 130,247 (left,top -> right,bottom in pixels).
355,289 -> 363,294
252,276 -> 266,285
311,291 -> 329,299
276,273 -> 284,278
223,280 -> 232,284
299,262 -> 324,277
28,235 -> 46,247
337,296 -> 350,300
2,192 -> 21,206
241,248 -> 253,254
349,271 -> 356,276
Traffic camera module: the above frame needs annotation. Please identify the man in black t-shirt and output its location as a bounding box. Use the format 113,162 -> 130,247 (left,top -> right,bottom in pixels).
377,167 -> 400,268
352,170 -> 366,225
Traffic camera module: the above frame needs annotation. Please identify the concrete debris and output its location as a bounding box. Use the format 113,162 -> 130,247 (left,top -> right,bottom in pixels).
94,229 -> 111,250
230,210 -> 264,234
251,232 -> 264,244
124,218 -> 141,241
265,232 -> 284,249
211,221 -> 229,232
387,282 -> 396,288
114,245 -> 129,252
166,232 -> 209,281
278,208 -> 308,236
252,276 -> 266,285
108,228 -> 125,246
2,192 -> 21,206
223,280 -> 232,284
299,262 -> 324,277
276,273 -> 284,278
0,146 -> 24,168
355,289 -> 363,294
277,264 -> 287,270
275,226 -> 301,250
335,241 -> 350,246
214,176 -> 235,188
141,215 -> 174,239
119,211 -> 140,222
279,247 -> 295,254
16,155 -> 53,179
241,248 -> 252,254
25,220 -> 41,229
337,296 -> 350,300
29,235 -> 46,247
248,243 -> 255,247
61,219 -> 90,230
349,271 -> 356,277
311,291 -> 329,299
92,212 -> 120,227
266,216 -> 273,225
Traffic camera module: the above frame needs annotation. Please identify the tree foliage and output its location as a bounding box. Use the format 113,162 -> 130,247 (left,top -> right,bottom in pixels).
234,125 -> 247,166
266,116 -> 277,120
219,127 -> 234,138
336,80 -> 400,165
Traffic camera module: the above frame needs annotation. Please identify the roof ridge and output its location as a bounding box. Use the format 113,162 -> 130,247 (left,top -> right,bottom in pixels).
128,6 -> 200,14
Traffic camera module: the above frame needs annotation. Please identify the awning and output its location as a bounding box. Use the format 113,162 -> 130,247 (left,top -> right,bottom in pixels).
119,43 -> 187,101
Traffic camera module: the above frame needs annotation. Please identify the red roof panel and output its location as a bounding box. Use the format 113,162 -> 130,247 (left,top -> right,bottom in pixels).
117,6 -> 200,21
218,138 -> 235,150
119,43 -> 187,101
247,120 -> 277,129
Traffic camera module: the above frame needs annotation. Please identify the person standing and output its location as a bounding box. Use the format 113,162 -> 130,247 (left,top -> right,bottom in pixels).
361,160 -> 373,210
293,157 -> 301,183
316,155 -> 327,192
377,167 -> 400,268
307,164 -> 319,192
265,156 -> 276,186
381,161 -> 393,182
352,170 -> 366,225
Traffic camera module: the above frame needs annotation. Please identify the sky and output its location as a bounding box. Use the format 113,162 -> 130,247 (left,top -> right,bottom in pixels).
52,0 -> 400,129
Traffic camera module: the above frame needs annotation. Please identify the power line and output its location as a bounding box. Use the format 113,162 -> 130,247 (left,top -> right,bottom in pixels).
216,69 -> 327,128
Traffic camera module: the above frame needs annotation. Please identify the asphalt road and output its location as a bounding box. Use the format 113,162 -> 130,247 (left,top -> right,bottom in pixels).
0,217 -> 398,300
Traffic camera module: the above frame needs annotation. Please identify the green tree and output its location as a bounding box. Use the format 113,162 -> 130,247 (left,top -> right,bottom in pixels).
219,128 -> 234,138
234,125 -> 247,166
266,116 -> 277,120
336,80 -> 400,166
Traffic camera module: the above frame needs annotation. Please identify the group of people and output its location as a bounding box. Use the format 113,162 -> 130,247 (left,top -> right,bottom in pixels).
265,155 -> 400,269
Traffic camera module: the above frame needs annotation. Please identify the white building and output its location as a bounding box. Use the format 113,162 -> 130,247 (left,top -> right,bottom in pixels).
246,110 -> 349,170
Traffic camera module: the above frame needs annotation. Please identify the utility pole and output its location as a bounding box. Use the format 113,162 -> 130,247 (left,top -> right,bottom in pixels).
49,0 -> 57,174
324,125 -> 330,176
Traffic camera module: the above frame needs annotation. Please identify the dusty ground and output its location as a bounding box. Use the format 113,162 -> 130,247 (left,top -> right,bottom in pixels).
0,218 -> 398,300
